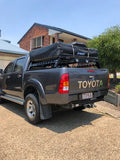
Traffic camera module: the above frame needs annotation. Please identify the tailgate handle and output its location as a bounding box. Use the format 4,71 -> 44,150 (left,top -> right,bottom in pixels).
17,74 -> 22,78
89,76 -> 95,80
7,75 -> 11,79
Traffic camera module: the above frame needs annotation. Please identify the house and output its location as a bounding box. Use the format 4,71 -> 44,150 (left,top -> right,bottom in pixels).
18,23 -> 90,51
0,39 -> 29,69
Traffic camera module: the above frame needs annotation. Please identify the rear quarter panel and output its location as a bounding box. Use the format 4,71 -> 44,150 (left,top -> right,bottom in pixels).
24,68 -> 69,104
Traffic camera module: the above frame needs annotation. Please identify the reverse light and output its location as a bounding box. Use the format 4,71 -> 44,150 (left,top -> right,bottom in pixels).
59,73 -> 69,93
107,73 -> 109,89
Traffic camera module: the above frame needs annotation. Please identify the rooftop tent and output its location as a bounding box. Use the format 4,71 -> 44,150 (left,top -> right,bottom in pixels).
30,42 -> 98,62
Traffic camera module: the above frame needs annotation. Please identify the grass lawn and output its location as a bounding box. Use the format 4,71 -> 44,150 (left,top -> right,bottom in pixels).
109,74 -> 120,79
109,74 -> 120,90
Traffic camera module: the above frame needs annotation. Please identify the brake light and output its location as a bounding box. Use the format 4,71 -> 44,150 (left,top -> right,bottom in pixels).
59,73 -> 69,93
107,73 -> 109,89
87,70 -> 95,72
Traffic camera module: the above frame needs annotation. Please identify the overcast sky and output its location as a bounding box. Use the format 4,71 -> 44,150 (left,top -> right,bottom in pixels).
0,0 -> 120,45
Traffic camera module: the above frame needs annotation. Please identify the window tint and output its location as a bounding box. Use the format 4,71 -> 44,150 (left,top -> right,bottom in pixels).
14,58 -> 26,73
4,63 -> 14,74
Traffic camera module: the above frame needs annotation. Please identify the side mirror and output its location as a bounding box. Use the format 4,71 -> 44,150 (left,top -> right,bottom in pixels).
0,69 -> 3,74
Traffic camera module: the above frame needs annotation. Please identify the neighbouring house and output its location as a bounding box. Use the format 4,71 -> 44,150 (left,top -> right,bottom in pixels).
0,39 -> 29,69
18,23 -> 90,51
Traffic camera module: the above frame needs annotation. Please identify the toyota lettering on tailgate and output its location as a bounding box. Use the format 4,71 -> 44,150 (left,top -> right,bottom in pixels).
78,80 -> 103,89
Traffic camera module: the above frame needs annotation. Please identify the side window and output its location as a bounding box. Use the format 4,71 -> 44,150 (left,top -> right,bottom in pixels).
4,63 -> 14,74
14,58 -> 26,73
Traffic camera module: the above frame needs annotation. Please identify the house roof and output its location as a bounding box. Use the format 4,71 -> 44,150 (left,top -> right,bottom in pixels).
0,39 -> 29,55
18,23 -> 90,43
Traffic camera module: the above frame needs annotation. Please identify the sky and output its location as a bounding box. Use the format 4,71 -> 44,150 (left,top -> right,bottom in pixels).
0,0 -> 120,45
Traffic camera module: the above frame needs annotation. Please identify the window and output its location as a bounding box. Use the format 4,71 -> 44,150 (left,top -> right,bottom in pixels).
59,39 -> 64,42
14,58 -> 26,73
31,36 -> 44,50
52,37 -> 55,44
4,62 -> 14,74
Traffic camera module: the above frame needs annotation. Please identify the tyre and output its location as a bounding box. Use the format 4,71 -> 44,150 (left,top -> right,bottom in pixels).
24,94 -> 40,124
73,105 -> 85,111
0,97 -> 4,104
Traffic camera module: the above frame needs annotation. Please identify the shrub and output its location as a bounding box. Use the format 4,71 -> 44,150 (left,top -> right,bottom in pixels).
115,82 -> 120,94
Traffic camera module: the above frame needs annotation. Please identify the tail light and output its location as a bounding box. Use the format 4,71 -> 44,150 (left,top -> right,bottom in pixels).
59,73 -> 69,93
107,73 -> 109,89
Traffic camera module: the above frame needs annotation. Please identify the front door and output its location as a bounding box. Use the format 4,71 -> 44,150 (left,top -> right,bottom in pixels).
3,57 -> 26,98
2,62 -> 15,95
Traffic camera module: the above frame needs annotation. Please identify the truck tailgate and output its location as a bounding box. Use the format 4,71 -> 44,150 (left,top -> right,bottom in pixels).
68,68 -> 108,95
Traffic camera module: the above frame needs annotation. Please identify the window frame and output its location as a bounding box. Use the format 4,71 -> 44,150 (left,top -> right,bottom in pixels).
14,57 -> 26,73
30,36 -> 44,50
4,62 -> 14,74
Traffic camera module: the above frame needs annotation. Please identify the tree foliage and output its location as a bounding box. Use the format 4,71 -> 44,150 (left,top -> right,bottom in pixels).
87,25 -> 120,81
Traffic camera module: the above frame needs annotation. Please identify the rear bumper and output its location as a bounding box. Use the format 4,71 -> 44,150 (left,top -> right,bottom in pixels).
70,95 -> 104,105
68,89 -> 108,105
46,89 -> 108,105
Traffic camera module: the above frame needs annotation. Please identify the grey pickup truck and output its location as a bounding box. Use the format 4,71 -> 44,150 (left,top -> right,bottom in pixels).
0,42 -> 109,124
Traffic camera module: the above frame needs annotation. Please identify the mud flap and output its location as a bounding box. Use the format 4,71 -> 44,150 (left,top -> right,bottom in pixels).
40,104 -> 52,120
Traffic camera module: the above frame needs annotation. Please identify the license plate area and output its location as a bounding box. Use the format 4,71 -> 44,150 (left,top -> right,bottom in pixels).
82,92 -> 93,100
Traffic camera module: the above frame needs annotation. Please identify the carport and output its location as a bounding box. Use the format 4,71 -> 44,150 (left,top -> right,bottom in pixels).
0,39 -> 29,69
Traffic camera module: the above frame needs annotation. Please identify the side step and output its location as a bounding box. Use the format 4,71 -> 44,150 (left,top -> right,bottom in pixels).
1,95 -> 24,105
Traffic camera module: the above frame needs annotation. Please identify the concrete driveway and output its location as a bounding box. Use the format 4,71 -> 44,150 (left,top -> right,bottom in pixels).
0,101 -> 120,160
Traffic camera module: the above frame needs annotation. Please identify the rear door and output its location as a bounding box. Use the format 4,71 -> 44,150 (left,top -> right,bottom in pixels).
68,68 -> 108,95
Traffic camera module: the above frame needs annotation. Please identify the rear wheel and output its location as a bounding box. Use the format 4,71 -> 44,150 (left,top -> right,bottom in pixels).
24,94 -> 40,124
73,105 -> 85,111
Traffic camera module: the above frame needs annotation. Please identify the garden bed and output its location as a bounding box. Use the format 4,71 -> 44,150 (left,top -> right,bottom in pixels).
104,78 -> 120,106
104,90 -> 120,106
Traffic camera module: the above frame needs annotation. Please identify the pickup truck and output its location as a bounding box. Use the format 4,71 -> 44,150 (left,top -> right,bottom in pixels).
0,42 -> 109,124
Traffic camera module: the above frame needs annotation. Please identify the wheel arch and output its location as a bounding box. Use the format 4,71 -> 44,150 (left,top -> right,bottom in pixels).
24,79 -> 47,105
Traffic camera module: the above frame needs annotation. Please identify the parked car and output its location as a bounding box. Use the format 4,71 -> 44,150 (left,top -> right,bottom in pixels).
0,42 -> 109,124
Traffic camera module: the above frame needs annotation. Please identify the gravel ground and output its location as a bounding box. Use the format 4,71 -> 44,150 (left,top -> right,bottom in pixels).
0,101 -> 120,160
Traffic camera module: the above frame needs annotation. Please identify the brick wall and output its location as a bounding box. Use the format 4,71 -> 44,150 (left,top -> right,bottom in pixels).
19,25 -> 50,51
55,33 -> 59,43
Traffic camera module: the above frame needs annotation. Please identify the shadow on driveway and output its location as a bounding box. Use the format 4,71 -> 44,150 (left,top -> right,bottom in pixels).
0,101 -> 102,133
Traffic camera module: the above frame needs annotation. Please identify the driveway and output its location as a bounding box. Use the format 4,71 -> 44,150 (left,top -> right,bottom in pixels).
0,101 -> 120,160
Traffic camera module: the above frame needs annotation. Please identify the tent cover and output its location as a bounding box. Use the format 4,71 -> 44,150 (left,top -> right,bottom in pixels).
30,42 -> 98,62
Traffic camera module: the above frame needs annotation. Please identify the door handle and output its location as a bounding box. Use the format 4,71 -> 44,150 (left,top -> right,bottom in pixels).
17,74 -> 22,78
7,75 -> 11,79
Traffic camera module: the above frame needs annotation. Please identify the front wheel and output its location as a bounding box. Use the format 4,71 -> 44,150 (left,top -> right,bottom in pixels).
24,94 -> 40,124
0,97 -> 4,104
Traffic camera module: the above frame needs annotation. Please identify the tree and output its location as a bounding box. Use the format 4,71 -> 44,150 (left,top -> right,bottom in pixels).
87,25 -> 120,82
